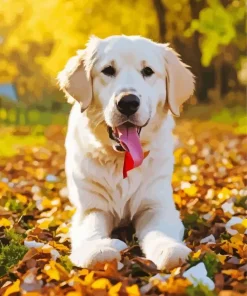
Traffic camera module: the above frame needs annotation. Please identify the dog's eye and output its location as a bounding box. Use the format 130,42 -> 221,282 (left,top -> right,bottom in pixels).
101,66 -> 116,77
141,67 -> 154,77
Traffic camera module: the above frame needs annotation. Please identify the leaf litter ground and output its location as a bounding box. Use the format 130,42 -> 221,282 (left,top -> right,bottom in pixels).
0,120 -> 246,296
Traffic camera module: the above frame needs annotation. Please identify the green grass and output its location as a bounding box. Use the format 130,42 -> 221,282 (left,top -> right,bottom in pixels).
0,104 -> 245,158
4,229 -> 25,244
0,108 -> 68,126
183,104 -> 246,133
211,106 -> 246,134
59,255 -> 73,272
202,253 -> 220,280
0,229 -> 27,277
186,282 -> 216,296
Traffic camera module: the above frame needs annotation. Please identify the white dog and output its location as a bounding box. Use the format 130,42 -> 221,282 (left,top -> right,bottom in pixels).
57,35 -> 194,270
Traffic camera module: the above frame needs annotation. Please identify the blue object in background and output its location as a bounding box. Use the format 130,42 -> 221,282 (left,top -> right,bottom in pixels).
0,83 -> 18,101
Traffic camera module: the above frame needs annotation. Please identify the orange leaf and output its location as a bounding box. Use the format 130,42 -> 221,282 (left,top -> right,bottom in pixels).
222,269 -> 245,280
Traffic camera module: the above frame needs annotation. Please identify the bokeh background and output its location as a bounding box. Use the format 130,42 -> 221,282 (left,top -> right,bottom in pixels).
0,0 -> 246,130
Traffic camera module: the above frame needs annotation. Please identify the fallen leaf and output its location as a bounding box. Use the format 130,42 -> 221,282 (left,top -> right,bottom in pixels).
0,218 -> 11,227
91,278 -> 112,290
3,280 -> 20,296
126,284 -> 141,296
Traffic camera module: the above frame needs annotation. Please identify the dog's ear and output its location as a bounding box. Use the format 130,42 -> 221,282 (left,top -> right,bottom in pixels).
57,50 -> 92,112
163,44 -> 195,116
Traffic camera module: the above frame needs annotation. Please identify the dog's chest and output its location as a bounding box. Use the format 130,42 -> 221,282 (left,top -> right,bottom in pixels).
105,161 -> 148,222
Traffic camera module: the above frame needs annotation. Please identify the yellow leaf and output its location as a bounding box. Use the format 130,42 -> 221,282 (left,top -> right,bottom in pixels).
231,224 -> 246,234
84,271 -> 94,285
66,292 -> 82,296
69,275 -> 85,286
221,241 -> 233,254
49,241 -> 70,252
218,187 -> 231,201
44,263 -> 60,281
43,260 -> 68,281
157,277 -> 191,293
222,269 -> 245,280
16,193 -> 27,203
173,194 -> 182,207
230,234 -> 244,245
56,224 -> 69,234
35,168 -> 46,180
174,148 -> 184,161
91,278 -> 112,290
183,156 -> 191,166
0,218 -> 11,227
126,284 -> 140,296
109,282 -> 122,296
78,269 -> 89,276
37,217 -> 53,229
3,280 -> 20,296
217,254 -> 227,264
184,185 -> 198,197
192,249 -> 201,259
41,196 -> 53,209
241,219 -> 247,228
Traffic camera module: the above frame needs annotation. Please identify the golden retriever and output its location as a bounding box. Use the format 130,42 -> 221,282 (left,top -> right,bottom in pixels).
57,35 -> 194,270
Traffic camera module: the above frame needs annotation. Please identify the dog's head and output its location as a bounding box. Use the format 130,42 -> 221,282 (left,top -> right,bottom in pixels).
58,35 -> 194,156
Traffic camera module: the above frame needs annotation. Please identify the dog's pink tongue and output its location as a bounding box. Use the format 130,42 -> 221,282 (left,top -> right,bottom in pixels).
117,125 -> 144,174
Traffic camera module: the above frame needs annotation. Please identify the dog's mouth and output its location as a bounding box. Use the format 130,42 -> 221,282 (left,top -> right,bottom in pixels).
107,122 -> 144,167
107,123 -> 142,152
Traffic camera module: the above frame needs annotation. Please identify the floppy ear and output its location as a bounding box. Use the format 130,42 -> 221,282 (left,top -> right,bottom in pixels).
57,50 -> 92,112
163,45 -> 195,116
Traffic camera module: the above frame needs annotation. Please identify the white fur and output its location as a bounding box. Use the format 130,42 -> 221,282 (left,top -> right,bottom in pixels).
59,35 -> 194,270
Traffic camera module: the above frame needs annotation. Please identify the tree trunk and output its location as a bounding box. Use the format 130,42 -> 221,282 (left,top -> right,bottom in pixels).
208,55 -> 223,106
189,0 -> 210,102
152,0 -> 166,42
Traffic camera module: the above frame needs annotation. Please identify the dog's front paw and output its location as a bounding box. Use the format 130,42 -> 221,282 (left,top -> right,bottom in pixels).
70,238 -> 127,268
145,238 -> 191,270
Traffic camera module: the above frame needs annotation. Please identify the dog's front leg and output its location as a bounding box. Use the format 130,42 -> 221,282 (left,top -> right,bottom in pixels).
135,180 -> 191,270
70,210 -> 127,268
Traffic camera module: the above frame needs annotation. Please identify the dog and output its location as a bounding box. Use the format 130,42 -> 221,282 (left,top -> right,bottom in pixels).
57,35 -> 195,270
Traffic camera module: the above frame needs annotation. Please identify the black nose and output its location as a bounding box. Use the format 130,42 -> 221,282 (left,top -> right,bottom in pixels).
116,94 -> 140,116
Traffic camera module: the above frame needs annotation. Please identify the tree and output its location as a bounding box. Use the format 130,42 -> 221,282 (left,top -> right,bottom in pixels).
185,0 -> 246,101
0,0 -> 245,104
0,0 -> 157,103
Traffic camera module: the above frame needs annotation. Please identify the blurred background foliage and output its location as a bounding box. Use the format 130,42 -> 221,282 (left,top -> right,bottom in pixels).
0,0 -> 246,125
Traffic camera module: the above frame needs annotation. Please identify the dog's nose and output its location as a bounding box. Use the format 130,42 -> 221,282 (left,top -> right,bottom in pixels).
116,94 -> 140,116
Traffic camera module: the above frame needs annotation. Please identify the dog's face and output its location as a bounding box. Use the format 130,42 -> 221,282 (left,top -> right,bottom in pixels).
92,36 -> 165,128
58,35 -> 194,153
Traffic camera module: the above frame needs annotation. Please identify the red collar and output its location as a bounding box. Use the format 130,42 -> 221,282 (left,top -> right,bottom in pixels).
123,151 -> 150,178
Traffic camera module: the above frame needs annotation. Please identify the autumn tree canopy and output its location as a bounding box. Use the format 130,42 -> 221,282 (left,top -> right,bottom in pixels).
0,0 -> 245,104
